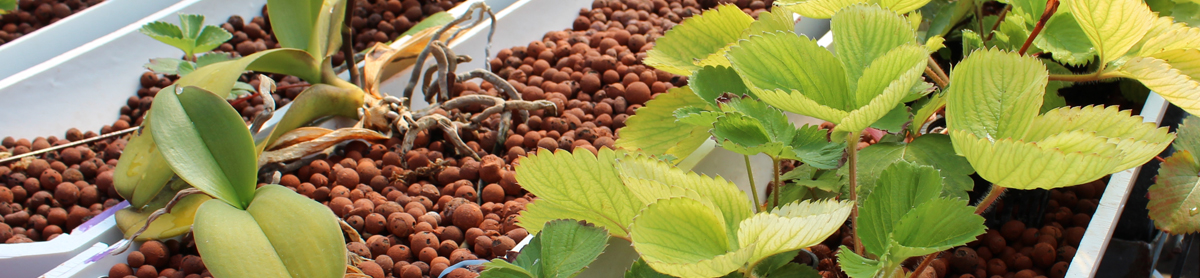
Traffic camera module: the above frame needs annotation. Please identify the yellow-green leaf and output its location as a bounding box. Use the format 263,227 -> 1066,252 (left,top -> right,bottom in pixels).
778,0 -> 864,19
834,44 -> 927,135
949,131 -> 1121,190
1066,0 -> 1155,63
945,48 -> 1045,140
736,199 -> 853,264
728,31 -> 851,115
514,148 -> 643,238
617,154 -> 754,248
887,197 -> 985,259
256,84 -> 364,154
112,124 -> 175,208
631,197 -> 746,278
193,200 -> 294,278
615,86 -> 713,163
644,4 -> 754,75
1024,105 -> 1173,170
115,182 -> 211,241
175,49 -> 321,99
1148,115 -> 1200,234
1115,56 -> 1200,116
831,4 -> 919,95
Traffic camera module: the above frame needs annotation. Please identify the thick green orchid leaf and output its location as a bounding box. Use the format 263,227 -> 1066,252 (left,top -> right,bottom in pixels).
115,180 -> 212,241
777,0 -> 932,18
632,197 -> 749,278
857,161 -> 943,256
113,124 -> 175,208
625,258 -> 673,278
691,65 -> 751,105
887,198 -> 985,259
831,4 -> 918,94
149,86 -> 258,209
515,148 -> 643,238
267,0 -> 345,59
848,134 -> 974,200
482,220 -> 610,278
836,246 -> 884,278
1066,0 -> 1155,64
728,30 -> 851,117
175,49 -> 321,98
645,4 -> 754,75
616,154 -> 754,246
1034,13 -> 1097,66
945,49 -> 1044,140
1148,119 -> 1200,234
255,84 -> 364,154
1116,53 -> 1200,116
616,86 -> 713,164
736,199 -> 853,264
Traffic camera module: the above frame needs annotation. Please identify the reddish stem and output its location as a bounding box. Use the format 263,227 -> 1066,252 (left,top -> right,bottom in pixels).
909,252 -> 940,278
1019,0 -> 1060,55
1155,156 -> 1167,163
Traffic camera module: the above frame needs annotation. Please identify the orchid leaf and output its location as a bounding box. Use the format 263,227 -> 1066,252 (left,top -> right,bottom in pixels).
256,84 -> 364,154
400,11 -> 453,38
115,180 -> 211,241
1147,116 -> 1200,234
515,148 -> 642,238
175,48 -> 321,98
149,86 -> 257,209
267,0 -> 345,59
112,124 -> 175,208
644,4 -> 754,75
616,87 -> 713,164
1066,0 -> 1154,64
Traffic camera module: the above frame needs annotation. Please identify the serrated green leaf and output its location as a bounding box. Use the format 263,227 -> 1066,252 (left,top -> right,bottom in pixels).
753,250 -> 800,277
945,48 -> 1045,139
256,84 -> 363,155
870,105 -> 910,132
1147,116 -> 1200,234
737,199 -> 853,264
745,6 -> 796,37
150,86 -> 258,209
778,0 -> 932,18
1001,0 -> 1047,24
763,263 -> 821,278
1066,0 -> 1155,63
175,48 -> 321,98
1025,105 -> 1173,170
789,125 -> 847,169
847,134 -> 975,200
139,21 -> 191,52
616,154 -> 754,248
834,44 -> 928,135
194,25 -> 233,54
712,97 -> 844,167
713,113 -> 780,156
512,228 -> 543,277
675,107 -> 724,127
961,29 -> 985,55
950,131 -> 1121,189
782,164 -> 845,193
515,148 -> 643,238
645,4 -> 754,75
729,31 -> 851,117
888,198 -> 985,258
876,0 -> 935,14
625,258 -> 673,278
616,86 -> 713,163
1170,1 -> 1200,27
692,65 -> 751,105
481,260 -> 536,278
1115,55 -> 1200,118
632,197 -> 747,278
112,124 -> 174,208
858,161 -> 943,256
145,58 -> 186,75
837,245 -> 884,278
178,14 -> 205,39
535,220 -> 612,278
832,3 -> 918,93
1133,17 -> 1200,57
1034,13 -> 1097,66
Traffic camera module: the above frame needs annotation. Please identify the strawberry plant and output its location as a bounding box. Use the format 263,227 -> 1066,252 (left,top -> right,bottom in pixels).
138,13 -> 233,62
1147,115 -> 1200,234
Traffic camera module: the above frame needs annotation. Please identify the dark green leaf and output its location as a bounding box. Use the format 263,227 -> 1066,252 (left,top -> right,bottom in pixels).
480,259 -> 536,278
858,161 -> 943,256
788,125 -> 845,169
752,250 -> 799,276
869,104 -> 910,132
691,65 -> 750,105
400,11 -> 454,38
538,220 -> 611,278
847,134 -> 974,200
837,246 -> 883,278
194,25 -> 233,54
673,106 -> 722,127
888,198 -> 986,259
763,263 -> 820,278
625,258 -> 673,278
0,0 -> 15,14
149,86 -> 258,209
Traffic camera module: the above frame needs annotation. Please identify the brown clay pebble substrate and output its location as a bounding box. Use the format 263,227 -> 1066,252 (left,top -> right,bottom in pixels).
0,131 -> 125,243
0,0 -> 106,45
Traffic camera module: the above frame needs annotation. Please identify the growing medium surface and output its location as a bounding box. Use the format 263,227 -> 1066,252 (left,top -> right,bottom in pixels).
0,0 -> 105,45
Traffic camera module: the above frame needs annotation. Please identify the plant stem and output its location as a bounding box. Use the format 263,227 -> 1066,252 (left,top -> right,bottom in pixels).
772,157 -> 782,209
1019,0 -> 1060,55
925,63 -> 948,89
928,57 -> 950,87
846,130 -> 864,256
909,252 -> 941,278
983,5 -> 1012,42
975,184 -> 1007,215
745,154 -> 761,213
341,0 -> 362,88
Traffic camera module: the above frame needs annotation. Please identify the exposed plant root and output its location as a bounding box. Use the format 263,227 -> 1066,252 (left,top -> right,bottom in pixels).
339,218 -> 365,244
249,75 -> 277,134
399,114 -> 479,162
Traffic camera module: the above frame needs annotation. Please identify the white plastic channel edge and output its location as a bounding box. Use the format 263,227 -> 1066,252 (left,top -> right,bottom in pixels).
1065,92 -> 1171,278
0,0 -> 185,80
0,201 -> 129,278
0,0 -> 268,140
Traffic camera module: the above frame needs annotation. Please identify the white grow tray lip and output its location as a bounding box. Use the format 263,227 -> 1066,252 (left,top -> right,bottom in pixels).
0,0 -> 185,81
0,201 -> 129,278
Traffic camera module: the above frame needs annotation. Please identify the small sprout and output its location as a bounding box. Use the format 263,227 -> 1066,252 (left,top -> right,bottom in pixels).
139,14 -> 233,61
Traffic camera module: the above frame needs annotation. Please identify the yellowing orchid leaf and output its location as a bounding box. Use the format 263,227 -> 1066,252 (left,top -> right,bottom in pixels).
615,86 -> 713,163
115,182 -> 212,241
514,148 -> 643,238
256,84 -> 364,154
1116,56 -> 1200,116
644,4 -> 754,76
945,48 -> 1045,140
631,197 -> 746,278
736,199 -> 853,264
112,124 -> 175,208
1066,0 -> 1155,63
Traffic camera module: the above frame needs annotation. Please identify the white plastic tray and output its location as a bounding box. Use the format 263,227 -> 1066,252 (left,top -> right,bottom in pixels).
0,0 -> 185,81
0,201 -> 129,278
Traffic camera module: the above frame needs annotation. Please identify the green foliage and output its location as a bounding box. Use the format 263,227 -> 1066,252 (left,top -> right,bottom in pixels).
112,123 -> 175,208
710,97 -> 845,168
254,84 -> 364,153
481,220 -> 610,278
148,86 -> 259,209
266,0 -> 346,59
727,4 -> 929,139
514,148 -> 852,278
173,49 -> 324,99
643,4 -> 755,75
839,162 -> 984,278
777,0 -> 933,18
614,86 -> 713,165
139,14 -> 233,58
945,49 -> 1174,190
847,134 -> 974,200
0,0 -> 16,14
1148,115 -> 1200,234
